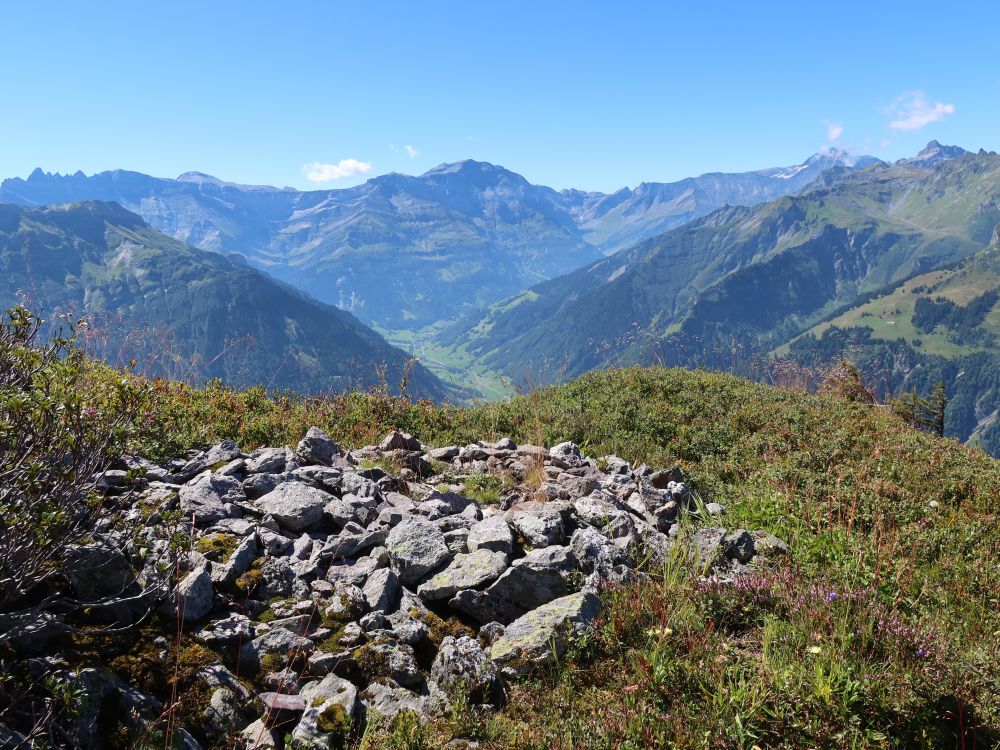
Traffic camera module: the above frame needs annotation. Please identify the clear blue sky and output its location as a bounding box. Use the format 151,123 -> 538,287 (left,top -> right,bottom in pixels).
4,1 -> 999,192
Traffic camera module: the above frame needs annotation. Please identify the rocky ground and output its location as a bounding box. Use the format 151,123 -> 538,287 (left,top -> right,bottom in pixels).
1,428 -> 787,749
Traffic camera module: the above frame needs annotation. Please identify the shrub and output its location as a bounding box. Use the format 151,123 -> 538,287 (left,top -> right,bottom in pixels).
0,307 -> 148,627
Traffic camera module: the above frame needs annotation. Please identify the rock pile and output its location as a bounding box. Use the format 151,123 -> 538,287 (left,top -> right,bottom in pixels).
17,429 -> 787,748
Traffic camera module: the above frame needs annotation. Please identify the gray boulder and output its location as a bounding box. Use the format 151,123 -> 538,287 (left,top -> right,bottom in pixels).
166,565 -> 214,622
689,527 -> 727,570
255,557 -> 295,600
323,529 -> 387,560
449,546 -> 575,624
430,635 -> 504,707
489,591 -> 601,674
291,674 -> 358,747
246,447 -> 290,474
179,472 -> 245,526
209,534 -> 259,585
195,615 -> 254,647
240,627 -> 315,672
240,718 -> 280,750
386,519 -> 452,586
417,549 -> 509,602
570,526 -> 628,574
505,502 -> 565,547
296,427 -> 340,466
574,494 -> 635,539
549,441 -> 585,469
360,681 -> 432,721
256,482 -> 331,532
379,430 -> 422,452
242,473 -> 284,500
363,568 -> 401,613
723,529 -> 755,564
357,639 -> 422,687
466,515 -> 513,556
327,556 -> 381,588
202,688 -> 245,742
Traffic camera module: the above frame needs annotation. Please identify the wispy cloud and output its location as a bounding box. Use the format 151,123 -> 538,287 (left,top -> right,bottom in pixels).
390,144 -> 420,159
885,91 -> 955,132
301,159 -> 372,183
824,120 -> 844,141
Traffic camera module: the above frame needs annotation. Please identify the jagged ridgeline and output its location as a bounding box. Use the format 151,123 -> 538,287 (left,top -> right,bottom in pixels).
0,201 -> 449,400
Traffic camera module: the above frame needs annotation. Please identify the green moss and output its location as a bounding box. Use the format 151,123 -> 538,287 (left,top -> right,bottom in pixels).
317,625 -> 349,654
258,652 -> 285,674
235,557 -> 266,597
195,532 -> 239,562
315,701 -> 350,734
408,607 -> 473,648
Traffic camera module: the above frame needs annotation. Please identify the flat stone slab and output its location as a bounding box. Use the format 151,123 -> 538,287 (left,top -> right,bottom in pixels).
489,591 -> 602,675
417,549 -> 509,601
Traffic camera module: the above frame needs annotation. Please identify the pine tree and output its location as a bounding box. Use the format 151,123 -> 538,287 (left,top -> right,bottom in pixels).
924,380 -> 948,437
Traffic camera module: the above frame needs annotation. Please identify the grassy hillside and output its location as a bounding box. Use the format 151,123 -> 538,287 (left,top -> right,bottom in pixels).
81,362 -> 1000,747
0,201 -> 449,400
784,244 -> 1000,454
790,246 -> 1000,357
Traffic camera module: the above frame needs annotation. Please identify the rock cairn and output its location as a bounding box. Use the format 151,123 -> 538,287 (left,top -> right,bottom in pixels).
29,429 -> 787,748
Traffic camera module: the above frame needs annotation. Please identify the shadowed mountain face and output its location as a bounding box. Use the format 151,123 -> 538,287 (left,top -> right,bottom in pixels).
0,201 -> 449,399
441,146 -> 997,387
0,151 -> 873,330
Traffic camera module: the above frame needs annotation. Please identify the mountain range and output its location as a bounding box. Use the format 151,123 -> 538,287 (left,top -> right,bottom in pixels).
4,141 -> 1000,452
0,149 -> 872,331
438,143 -> 1000,449
0,201 -> 448,399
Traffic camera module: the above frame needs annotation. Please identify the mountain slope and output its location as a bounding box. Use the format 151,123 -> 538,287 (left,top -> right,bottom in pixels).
442,146 -> 997,384
0,152 -> 872,331
0,201 -> 449,399
784,238 -> 1000,452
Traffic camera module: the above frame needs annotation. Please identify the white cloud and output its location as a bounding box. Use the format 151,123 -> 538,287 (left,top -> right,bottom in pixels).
825,120 -> 844,141
301,159 -> 372,183
390,144 -> 420,159
886,91 -> 955,132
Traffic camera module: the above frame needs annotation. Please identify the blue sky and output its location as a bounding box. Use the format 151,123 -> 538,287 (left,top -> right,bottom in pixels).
4,1 -> 999,192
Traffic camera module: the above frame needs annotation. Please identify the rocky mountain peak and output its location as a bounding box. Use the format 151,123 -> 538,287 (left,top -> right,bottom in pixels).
901,140 -> 969,167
